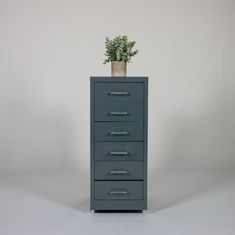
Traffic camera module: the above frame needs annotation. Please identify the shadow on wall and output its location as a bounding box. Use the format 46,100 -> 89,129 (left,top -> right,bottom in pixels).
148,104 -> 231,213
148,168 -> 234,213
160,112 -> 225,168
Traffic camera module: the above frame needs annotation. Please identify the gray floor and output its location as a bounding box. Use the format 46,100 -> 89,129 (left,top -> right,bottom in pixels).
0,169 -> 235,235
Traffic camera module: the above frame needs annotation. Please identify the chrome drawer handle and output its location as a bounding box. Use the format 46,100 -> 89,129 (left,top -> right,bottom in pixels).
109,91 -> 129,96
110,131 -> 128,136
109,189 -> 128,195
109,151 -> 128,156
109,111 -> 129,116
109,169 -> 129,175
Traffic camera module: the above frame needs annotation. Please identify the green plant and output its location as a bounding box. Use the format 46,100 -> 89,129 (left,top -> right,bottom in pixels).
103,35 -> 138,64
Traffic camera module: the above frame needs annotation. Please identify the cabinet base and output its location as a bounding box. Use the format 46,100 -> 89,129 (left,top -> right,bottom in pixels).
93,210 -> 144,213
91,200 -> 147,211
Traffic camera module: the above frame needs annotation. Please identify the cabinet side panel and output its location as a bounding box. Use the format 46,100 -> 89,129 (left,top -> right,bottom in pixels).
90,78 -> 95,210
144,78 -> 148,210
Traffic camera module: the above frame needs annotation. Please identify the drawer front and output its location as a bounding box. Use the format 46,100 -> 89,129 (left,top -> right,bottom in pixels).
95,82 -> 143,102
94,181 -> 143,200
95,142 -> 143,161
95,122 -> 143,141
95,161 -> 143,180
95,102 -> 143,122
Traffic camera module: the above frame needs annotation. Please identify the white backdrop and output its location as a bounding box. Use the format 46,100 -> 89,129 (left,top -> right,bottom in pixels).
0,0 -> 234,173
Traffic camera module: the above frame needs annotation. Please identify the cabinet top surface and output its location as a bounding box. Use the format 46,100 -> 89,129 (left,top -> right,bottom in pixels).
90,77 -> 148,83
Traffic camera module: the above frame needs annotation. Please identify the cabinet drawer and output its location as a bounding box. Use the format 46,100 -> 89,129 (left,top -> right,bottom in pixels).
95,161 -> 143,180
95,122 -> 143,141
95,82 -> 143,102
95,102 -> 143,122
95,142 -> 143,161
94,181 -> 143,200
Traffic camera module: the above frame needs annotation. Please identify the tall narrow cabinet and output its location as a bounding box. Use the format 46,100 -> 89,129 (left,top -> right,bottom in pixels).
90,77 -> 148,211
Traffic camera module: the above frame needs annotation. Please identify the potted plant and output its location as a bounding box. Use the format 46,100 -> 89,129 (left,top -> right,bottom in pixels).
104,35 -> 138,77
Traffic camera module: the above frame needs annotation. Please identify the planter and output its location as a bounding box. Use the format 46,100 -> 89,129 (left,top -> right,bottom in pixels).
111,61 -> 126,77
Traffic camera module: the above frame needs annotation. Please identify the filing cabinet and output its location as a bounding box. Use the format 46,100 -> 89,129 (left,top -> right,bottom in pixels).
90,77 -> 148,211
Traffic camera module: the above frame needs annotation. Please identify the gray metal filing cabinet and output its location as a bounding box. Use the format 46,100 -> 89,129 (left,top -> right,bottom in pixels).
90,77 -> 148,211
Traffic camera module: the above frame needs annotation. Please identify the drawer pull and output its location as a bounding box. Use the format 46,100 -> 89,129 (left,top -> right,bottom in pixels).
109,169 -> 129,175
109,91 -> 129,96
109,189 -> 128,195
109,111 -> 129,116
109,151 -> 128,156
110,131 -> 128,136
